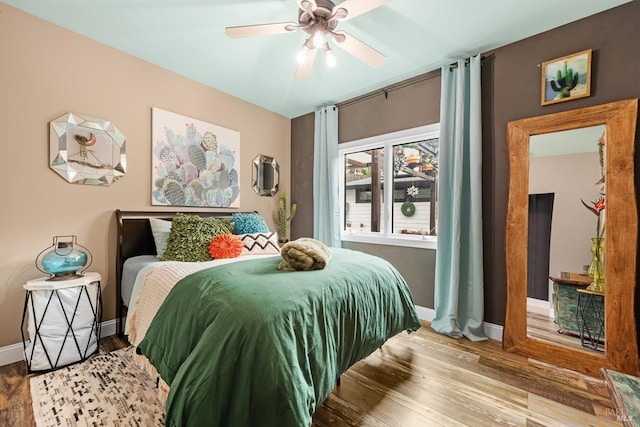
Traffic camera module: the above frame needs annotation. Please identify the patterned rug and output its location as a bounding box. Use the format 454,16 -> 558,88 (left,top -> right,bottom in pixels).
30,347 -> 164,427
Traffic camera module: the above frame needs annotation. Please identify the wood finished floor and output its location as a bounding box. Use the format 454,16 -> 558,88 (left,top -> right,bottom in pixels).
0,321 -> 621,426
527,311 -> 604,355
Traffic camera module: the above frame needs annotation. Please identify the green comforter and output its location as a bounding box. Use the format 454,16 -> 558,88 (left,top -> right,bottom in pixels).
138,248 -> 420,427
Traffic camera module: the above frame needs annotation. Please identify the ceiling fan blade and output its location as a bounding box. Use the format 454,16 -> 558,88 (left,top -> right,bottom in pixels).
333,31 -> 386,68
295,48 -> 318,80
334,0 -> 392,21
225,22 -> 298,38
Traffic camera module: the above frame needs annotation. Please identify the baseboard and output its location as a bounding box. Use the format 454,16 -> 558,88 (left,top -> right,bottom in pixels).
1,312 -> 504,366
414,304 -> 436,322
0,319 -> 117,367
101,319 -> 117,338
483,322 -> 504,342
527,297 -> 555,319
414,305 -> 503,342
0,342 -> 24,368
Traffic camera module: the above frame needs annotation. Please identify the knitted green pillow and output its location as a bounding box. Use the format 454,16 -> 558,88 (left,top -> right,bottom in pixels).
160,214 -> 233,262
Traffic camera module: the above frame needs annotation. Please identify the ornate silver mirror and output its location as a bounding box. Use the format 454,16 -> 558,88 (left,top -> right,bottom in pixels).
252,154 -> 279,197
49,112 -> 126,185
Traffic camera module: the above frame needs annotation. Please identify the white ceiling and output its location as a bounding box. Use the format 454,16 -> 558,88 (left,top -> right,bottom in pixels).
4,0 -> 631,118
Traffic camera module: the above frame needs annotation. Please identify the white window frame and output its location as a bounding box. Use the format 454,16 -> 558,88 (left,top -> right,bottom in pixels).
339,123 -> 440,250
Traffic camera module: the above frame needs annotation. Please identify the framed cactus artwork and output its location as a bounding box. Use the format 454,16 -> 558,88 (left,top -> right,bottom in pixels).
151,107 -> 241,207
541,49 -> 592,106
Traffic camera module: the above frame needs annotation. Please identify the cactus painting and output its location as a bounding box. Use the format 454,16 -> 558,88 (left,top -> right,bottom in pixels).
549,61 -> 578,99
541,49 -> 591,106
151,108 -> 240,207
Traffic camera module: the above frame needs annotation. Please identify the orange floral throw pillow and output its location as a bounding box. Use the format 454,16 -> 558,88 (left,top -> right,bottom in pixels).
209,234 -> 244,259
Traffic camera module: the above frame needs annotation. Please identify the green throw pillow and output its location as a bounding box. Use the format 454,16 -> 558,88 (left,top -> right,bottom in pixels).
161,214 -> 233,262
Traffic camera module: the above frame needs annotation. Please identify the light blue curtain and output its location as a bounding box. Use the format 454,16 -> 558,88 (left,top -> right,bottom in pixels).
431,55 -> 487,341
313,105 -> 341,247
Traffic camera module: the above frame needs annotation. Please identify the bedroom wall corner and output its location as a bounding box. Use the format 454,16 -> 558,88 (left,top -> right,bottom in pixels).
0,3 -> 291,349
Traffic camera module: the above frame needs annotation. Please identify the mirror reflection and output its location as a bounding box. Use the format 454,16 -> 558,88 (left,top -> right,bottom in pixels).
49,112 -> 126,185
252,154 -> 279,197
526,124 -> 606,355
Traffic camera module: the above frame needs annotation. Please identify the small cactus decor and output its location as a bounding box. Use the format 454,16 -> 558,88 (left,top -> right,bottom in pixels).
549,60 -> 579,99
273,191 -> 297,243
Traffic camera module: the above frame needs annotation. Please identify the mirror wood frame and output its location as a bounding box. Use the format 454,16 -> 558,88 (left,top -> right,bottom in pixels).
504,98 -> 639,377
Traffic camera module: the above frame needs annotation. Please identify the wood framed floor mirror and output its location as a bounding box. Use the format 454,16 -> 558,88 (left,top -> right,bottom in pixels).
503,98 -> 639,377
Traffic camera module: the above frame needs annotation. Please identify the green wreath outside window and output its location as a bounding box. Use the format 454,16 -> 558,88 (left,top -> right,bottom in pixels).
401,201 -> 416,217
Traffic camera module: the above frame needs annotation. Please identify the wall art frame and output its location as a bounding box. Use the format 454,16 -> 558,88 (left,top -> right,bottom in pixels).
49,112 -> 126,186
541,49 -> 592,106
151,107 -> 240,208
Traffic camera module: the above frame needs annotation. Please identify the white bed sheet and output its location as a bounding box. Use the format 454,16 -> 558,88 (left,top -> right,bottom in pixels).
122,255 -> 163,308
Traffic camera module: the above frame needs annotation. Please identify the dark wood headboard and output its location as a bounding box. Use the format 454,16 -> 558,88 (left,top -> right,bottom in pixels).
114,209 -> 237,336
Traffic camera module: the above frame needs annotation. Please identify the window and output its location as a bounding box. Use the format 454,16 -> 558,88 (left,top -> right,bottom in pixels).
339,124 -> 439,249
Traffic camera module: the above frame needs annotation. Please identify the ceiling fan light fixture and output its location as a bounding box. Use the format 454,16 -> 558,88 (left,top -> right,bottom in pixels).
324,44 -> 337,68
312,30 -> 325,49
326,50 -> 337,68
296,45 -> 310,64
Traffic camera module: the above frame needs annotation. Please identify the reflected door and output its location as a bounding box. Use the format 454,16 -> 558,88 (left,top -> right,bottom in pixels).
527,193 -> 554,301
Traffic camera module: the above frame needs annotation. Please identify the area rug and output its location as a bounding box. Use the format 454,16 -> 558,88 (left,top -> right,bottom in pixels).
30,346 -> 164,427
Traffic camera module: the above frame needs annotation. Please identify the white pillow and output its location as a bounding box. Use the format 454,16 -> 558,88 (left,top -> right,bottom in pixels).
240,232 -> 280,255
149,218 -> 172,258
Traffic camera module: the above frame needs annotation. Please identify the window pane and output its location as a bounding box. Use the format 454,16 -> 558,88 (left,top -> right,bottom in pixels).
392,139 -> 438,236
344,148 -> 384,232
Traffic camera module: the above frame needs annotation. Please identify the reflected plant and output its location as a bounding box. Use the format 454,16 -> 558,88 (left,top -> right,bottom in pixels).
581,196 -> 605,239
596,136 -> 605,185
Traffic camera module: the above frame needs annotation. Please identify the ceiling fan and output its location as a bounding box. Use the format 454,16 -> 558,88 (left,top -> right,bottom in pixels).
225,0 -> 391,80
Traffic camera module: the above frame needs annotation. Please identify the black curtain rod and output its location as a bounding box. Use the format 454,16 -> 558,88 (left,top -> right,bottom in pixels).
336,55 -> 487,110
449,55 -> 486,70
336,69 -> 441,109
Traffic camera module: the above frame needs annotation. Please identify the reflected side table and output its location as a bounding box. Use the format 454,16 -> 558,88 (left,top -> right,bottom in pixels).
576,288 -> 605,352
550,274 -> 591,336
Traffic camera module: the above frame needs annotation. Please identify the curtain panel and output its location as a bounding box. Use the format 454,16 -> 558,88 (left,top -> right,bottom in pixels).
313,105 -> 341,247
431,55 -> 487,341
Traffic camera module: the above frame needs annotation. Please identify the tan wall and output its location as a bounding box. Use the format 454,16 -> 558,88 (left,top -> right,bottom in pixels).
0,4 -> 291,348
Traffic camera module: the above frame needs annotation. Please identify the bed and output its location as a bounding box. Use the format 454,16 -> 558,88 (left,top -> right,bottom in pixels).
115,209 -> 421,427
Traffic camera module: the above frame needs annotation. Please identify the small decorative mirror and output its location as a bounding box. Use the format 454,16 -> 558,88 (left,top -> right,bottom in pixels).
49,112 -> 126,185
252,155 -> 279,196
